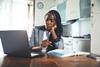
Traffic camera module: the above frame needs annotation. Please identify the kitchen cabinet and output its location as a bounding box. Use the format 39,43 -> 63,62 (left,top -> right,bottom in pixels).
73,38 -> 90,52
56,0 -> 91,22
66,0 -> 80,20
65,0 -> 91,20
57,0 -> 66,22
62,37 -> 73,50
80,0 -> 91,18
62,37 -> 90,52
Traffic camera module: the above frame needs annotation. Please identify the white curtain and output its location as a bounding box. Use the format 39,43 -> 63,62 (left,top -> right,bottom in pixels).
0,0 -> 28,30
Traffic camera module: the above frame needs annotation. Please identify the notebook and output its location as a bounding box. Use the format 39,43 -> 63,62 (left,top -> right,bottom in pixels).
0,30 -> 44,58
47,49 -> 90,58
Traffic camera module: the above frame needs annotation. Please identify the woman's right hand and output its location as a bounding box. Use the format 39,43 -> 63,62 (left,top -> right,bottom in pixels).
41,40 -> 52,47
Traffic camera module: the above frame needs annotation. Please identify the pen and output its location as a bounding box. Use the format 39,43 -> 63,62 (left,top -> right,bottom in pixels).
49,45 -> 53,47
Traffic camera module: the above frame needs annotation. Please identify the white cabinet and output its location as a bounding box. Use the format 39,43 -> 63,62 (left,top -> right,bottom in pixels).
66,0 -> 80,20
66,0 -> 91,20
73,38 -> 90,52
57,0 -> 66,22
62,37 -> 73,50
91,0 -> 100,55
80,0 -> 91,18
62,37 -> 90,52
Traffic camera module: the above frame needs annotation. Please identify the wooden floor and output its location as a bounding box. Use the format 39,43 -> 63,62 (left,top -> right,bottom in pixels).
0,55 -> 100,67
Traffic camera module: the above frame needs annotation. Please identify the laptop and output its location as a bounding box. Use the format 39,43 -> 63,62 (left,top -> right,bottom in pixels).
0,30 -> 44,58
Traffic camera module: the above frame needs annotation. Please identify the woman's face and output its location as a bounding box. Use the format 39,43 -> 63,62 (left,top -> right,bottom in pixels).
45,14 -> 56,31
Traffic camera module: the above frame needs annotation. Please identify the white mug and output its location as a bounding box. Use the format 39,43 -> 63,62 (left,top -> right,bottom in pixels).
41,47 -> 47,54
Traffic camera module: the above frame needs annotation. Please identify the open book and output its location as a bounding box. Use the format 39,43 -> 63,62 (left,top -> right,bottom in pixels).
47,49 -> 90,58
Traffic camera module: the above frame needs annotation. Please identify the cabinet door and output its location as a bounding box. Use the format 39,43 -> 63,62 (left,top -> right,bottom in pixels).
77,40 -> 90,52
73,39 -> 90,52
66,0 -> 80,20
80,0 -> 91,18
57,0 -> 66,22
62,37 -> 73,50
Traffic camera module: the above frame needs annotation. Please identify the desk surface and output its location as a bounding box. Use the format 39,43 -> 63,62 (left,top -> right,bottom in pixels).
0,55 -> 100,67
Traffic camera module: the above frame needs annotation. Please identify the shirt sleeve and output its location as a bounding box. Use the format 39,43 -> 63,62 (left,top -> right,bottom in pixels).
54,38 -> 64,49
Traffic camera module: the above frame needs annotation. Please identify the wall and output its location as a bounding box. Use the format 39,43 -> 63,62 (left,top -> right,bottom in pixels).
72,21 -> 80,37
91,0 -> 100,55
91,14 -> 100,55
35,0 -> 61,26
79,18 -> 91,36
71,18 -> 91,37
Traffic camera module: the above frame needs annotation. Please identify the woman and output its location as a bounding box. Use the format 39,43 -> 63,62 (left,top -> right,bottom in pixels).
41,10 -> 64,52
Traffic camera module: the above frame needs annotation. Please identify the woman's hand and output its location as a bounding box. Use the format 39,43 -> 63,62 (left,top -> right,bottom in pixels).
41,40 -> 52,47
50,25 -> 57,32
50,25 -> 58,40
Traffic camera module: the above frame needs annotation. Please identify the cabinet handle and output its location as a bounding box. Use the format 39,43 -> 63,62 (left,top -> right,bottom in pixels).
91,3 -> 94,7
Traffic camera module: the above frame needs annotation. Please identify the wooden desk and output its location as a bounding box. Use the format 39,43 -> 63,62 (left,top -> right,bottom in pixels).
0,55 -> 100,67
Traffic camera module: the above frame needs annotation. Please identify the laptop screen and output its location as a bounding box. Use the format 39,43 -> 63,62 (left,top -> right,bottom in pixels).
0,30 -> 31,57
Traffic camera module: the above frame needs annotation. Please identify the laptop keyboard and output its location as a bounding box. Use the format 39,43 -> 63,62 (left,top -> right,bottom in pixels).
31,52 -> 40,57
